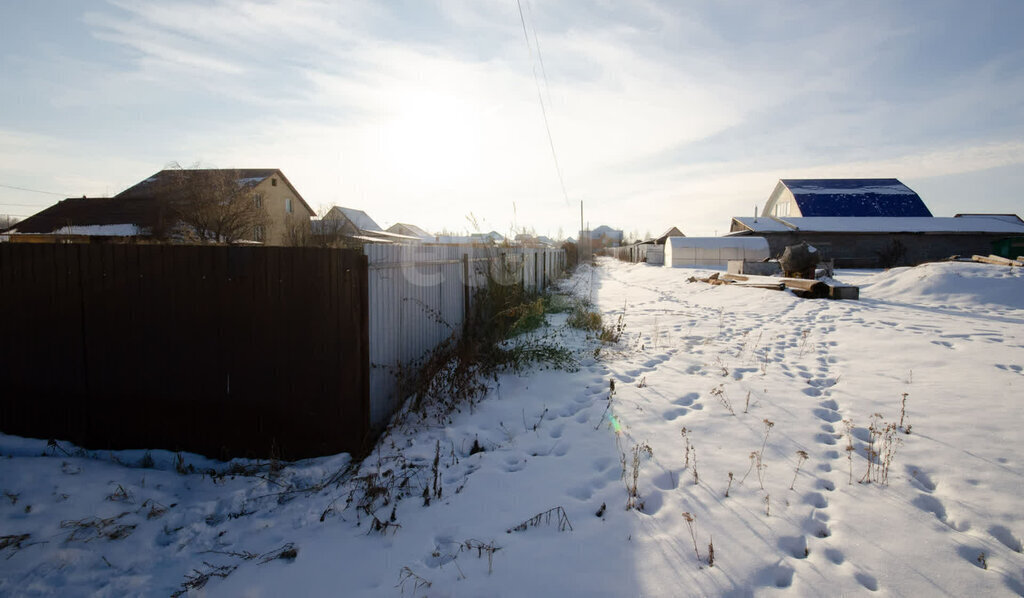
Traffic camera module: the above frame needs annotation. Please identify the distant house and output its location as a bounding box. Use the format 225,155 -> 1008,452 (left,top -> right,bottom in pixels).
650,227 -> 684,244
321,206 -> 382,235
7,168 -> 314,246
579,225 -> 624,247
387,223 -> 433,242
724,177 -> 1024,267
763,179 -> 932,218
316,207 -> 419,245
475,231 -> 505,245
430,230 -> 504,245
729,215 -> 1024,267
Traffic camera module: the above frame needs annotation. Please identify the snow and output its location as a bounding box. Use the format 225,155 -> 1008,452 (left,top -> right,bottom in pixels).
788,186 -> 917,196
3,258 -> 1024,596
733,216 -> 1024,233
49,224 -> 146,236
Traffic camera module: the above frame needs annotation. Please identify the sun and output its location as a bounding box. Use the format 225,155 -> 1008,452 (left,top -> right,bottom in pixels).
380,91 -> 484,185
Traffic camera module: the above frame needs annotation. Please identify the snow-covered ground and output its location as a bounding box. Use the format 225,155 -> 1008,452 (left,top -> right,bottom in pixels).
2,258 -> 1023,597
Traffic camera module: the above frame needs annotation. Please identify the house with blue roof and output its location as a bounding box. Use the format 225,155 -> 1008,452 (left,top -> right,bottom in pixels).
762,178 -> 932,218
728,178 -> 1024,267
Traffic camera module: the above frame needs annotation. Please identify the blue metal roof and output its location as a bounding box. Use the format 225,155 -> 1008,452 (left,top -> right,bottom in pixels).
781,178 -> 932,217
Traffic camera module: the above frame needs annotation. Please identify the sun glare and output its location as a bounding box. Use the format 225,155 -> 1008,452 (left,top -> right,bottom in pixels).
380,91 -> 484,184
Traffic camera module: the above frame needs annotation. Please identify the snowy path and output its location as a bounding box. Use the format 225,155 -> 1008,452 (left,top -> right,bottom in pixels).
2,259 -> 1023,596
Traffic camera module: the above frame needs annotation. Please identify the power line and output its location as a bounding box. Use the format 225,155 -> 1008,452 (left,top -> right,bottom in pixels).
0,182 -> 68,197
516,0 -> 570,208
0,202 -> 50,208
523,0 -> 553,107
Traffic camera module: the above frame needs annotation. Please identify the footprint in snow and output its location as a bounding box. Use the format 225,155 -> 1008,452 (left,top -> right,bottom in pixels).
956,545 -> 990,570
907,466 -> 937,492
815,432 -> 837,446
651,470 -> 678,491
662,407 -> 688,421
989,525 -> 1023,552
804,519 -> 832,538
754,564 -> 795,589
673,392 -> 700,406
566,484 -> 592,501
813,408 -> 842,423
779,535 -> 809,559
912,494 -> 970,531
855,572 -> 879,591
808,377 -> 838,388
804,491 -> 828,509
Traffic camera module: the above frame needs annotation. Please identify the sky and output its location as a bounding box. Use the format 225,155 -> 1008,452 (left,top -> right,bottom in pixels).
1,0 -> 1022,238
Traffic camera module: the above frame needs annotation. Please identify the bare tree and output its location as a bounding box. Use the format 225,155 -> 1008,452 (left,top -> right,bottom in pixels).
284,214 -> 314,247
162,163 -> 270,244
0,215 -> 20,231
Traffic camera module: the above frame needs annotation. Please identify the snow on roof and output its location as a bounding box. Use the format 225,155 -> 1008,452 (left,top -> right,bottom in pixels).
387,223 -> 433,240
361,230 -> 421,242
732,216 -> 1024,234
351,234 -> 392,243
51,224 -> 147,236
782,179 -> 917,195
955,213 -> 1024,224
666,236 -> 769,250
334,207 -> 382,232
780,178 -> 932,217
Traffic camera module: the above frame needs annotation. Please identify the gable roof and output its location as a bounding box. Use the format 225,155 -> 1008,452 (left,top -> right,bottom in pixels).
582,225 -> 623,239
779,179 -> 932,217
387,222 -> 433,240
324,207 -> 382,232
117,168 -> 314,216
652,226 -> 684,244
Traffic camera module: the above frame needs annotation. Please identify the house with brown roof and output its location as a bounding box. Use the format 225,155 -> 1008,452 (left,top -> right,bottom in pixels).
7,168 -> 314,246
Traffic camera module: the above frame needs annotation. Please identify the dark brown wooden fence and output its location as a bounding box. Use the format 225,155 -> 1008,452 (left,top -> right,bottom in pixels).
0,243 -> 369,460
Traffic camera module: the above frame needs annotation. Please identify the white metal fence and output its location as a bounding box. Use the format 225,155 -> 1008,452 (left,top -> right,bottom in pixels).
605,244 -> 663,265
365,244 -> 566,431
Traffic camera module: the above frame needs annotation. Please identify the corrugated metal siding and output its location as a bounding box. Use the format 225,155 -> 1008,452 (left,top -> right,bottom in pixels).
365,244 -> 565,431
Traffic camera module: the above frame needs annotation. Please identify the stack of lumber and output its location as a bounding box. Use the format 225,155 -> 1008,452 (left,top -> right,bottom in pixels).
972,255 -> 1024,267
686,273 -> 858,300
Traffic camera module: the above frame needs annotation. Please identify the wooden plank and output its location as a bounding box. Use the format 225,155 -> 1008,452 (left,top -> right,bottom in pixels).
721,272 -> 833,298
972,254 -> 1023,267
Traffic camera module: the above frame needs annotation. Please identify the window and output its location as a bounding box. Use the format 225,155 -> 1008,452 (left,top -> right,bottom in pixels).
253,192 -> 263,208
285,198 -> 293,214
254,225 -> 264,242
271,178 -> 277,186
